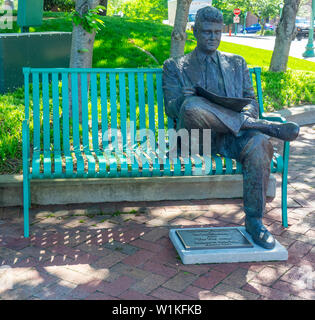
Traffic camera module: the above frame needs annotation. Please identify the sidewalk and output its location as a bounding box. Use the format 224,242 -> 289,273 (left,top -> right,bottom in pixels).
0,125 -> 314,300
221,33 -> 315,63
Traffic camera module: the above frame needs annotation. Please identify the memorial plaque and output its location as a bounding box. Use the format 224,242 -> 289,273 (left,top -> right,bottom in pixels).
175,227 -> 254,250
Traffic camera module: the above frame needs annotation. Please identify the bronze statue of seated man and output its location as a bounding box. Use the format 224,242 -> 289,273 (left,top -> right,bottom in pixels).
162,6 -> 299,250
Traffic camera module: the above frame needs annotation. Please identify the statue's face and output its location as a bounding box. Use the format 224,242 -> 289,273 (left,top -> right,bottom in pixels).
194,21 -> 222,54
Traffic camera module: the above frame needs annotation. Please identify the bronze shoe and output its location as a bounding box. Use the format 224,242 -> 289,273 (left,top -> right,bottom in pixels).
245,217 -> 276,250
263,121 -> 300,141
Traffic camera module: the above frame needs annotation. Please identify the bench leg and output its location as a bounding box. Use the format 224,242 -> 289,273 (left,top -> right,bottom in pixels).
28,181 -> 31,209
23,177 -> 30,238
281,141 -> 290,228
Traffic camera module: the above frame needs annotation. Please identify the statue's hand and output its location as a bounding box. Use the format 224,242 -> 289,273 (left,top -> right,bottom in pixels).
182,87 -> 196,97
241,102 -> 259,119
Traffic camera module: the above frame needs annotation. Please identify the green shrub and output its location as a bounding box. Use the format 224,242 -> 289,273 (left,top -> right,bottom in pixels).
0,88 -> 25,174
263,30 -> 275,36
119,0 -> 168,22
261,69 -> 315,111
43,0 -> 75,12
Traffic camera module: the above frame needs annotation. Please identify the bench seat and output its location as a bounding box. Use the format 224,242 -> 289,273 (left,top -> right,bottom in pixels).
26,149 -> 284,180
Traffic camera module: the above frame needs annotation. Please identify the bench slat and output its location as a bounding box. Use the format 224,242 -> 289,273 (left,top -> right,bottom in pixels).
127,72 -> 139,176
42,72 -> 50,152
85,152 -> 96,177
32,150 -> 41,178
81,73 -> 90,150
61,73 -> 71,156
204,155 -> 212,175
100,73 -> 109,150
71,73 -> 81,152
163,158 -> 171,176
32,72 -> 41,151
109,73 -> 119,150
156,72 -> 167,159
272,153 -> 283,173
52,73 -> 61,152
225,157 -> 233,174
74,151 -> 85,177
91,73 -> 99,152
43,153 -> 52,178
24,68 -> 30,120
147,73 -> 156,150
116,150 -> 129,177
152,157 -> 162,177
183,156 -> 192,176
119,73 -> 128,151
172,157 -> 182,176
65,154 -> 74,178
95,151 -> 107,178
214,155 -> 223,175
192,155 -> 202,176
104,149 -> 118,177
42,73 -> 52,178
70,72 -> 85,176
53,152 -> 63,178
134,148 -> 150,177
147,73 -> 161,175
137,72 -> 146,147
128,72 -> 137,149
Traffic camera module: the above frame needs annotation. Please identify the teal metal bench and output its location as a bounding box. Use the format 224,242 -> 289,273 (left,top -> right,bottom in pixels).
22,67 -> 290,238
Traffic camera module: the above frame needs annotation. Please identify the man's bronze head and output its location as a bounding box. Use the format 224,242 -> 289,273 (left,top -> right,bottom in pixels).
193,6 -> 223,55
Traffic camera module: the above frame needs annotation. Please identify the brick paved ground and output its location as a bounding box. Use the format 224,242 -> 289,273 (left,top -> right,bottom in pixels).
0,125 -> 314,300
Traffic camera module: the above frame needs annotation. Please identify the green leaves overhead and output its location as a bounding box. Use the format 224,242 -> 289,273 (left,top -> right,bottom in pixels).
213,0 -> 284,25
70,5 -> 106,33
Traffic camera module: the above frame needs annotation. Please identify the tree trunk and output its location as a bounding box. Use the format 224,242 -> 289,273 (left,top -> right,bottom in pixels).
170,0 -> 192,58
258,18 -> 265,36
70,0 -> 99,69
69,0 -> 99,119
269,0 -> 301,72
98,0 -> 108,16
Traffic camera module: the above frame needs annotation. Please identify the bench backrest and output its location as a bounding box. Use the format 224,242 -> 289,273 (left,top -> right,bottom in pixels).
23,67 -> 265,153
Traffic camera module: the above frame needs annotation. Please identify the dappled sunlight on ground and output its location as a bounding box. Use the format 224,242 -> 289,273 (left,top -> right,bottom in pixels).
0,126 -> 314,300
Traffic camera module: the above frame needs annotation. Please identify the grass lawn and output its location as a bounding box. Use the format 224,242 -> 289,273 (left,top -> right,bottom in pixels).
0,13 -> 314,174
18,15 -> 315,108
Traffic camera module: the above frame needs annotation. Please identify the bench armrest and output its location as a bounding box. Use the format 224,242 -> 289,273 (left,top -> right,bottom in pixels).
260,112 -> 287,123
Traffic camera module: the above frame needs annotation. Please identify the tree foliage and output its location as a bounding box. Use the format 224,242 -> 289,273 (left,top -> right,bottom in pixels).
106,0 -> 124,15
71,4 -> 105,32
214,0 -> 283,33
43,0 -> 75,11
117,0 -> 168,22
212,0 -> 234,25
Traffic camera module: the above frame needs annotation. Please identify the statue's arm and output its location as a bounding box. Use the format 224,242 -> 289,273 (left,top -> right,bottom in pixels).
162,59 -> 185,119
240,59 -> 259,119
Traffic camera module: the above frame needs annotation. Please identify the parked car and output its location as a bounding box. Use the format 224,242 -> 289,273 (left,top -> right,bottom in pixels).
294,17 -> 315,41
240,23 -> 275,33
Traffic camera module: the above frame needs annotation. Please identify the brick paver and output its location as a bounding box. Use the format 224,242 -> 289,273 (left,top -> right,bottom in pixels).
0,125 -> 314,300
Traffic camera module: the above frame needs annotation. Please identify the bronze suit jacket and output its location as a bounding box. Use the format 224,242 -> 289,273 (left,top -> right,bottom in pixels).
162,49 -> 259,135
